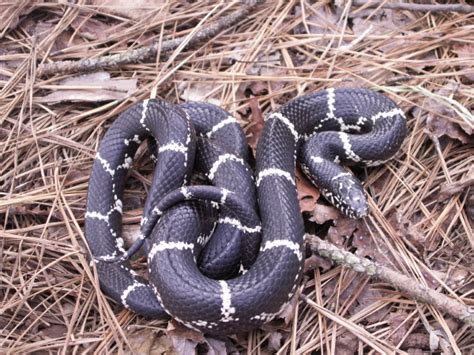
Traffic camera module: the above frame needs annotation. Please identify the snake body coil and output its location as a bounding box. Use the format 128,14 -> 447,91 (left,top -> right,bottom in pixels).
85,88 -> 406,334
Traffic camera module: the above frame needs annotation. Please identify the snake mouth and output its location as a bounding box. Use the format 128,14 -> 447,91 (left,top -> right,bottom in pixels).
350,204 -> 369,219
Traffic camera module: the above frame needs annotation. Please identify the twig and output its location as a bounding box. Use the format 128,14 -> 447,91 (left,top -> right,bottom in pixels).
306,234 -> 474,327
37,2 -> 259,77
352,1 -> 474,14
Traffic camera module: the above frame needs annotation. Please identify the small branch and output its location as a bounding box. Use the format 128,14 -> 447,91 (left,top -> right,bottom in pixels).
352,1 -> 474,14
306,234 -> 474,327
37,2 -> 259,77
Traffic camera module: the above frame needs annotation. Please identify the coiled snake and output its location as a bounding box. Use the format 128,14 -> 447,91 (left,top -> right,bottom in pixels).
85,88 -> 406,334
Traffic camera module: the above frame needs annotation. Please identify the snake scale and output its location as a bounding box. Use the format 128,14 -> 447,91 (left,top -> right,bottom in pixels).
85,88 -> 406,334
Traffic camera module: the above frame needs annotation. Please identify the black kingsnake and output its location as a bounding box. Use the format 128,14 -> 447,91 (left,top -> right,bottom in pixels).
85,88 -> 406,334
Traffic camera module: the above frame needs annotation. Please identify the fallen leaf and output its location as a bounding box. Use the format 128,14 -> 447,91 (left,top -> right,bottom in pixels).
89,0 -> 167,20
226,45 -> 245,64
296,168 -> 320,213
125,328 -> 156,354
122,224 -> 142,247
371,169 -> 391,195
0,48 -> 18,81
388,210 -> 428,251
178,81 -> 221,106
349,8 -> 414,57
293,4 -> 347,48
334,331 -> 358,355
388,313 -> 409,344
24,18 -> 84,53
171,337 -> 198,355
167,321 -> 204,354
32,20 -> 55,44
39,324 -> 67,339
467,189 -> 474,226
327,218 -> 360,246
71,15 -> 115,41
245,51 -> 282,76
402,334 -> 431,351
150,334 -> 175,355
1,204 -> 62,220
61,302 -> 75,317
267,332 -> 283,352
245,96 -> 265,151
421,269 -> 442,290
304,254 -> 332,273
245,51 -> 286,95
352,227 -> 390,264
0,1 -> 39,33
429,329 -> 442,352
310,203 -> 340,224
123,194 -> 146,211
38,72 -> 137,103
0,60 -> 13,82
438,167 -> 474,200
351,287 -> 390,324
248,81 -> 268,96
426,115 -> 471,145
261,289 -> 300,332
446,269 -> 469,289
253,68 -> 286,94
64,167 -> 91,186
423,82 -> 473,144
351,9 -> 411,37
322,273 -> 366,306
452,44 -> 474,82
205,337 -> 227,355
278,292 -> 299,325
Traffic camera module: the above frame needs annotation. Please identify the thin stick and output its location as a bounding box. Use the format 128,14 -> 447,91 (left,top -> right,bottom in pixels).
352,1 -> 474,14
37,2 -> 259,77
306,234 -> 474,327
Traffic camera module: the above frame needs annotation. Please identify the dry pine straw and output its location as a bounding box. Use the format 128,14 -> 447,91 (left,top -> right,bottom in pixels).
0,1 -> 473,354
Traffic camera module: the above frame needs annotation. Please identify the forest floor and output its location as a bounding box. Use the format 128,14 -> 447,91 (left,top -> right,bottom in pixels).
0,1 -> 473,354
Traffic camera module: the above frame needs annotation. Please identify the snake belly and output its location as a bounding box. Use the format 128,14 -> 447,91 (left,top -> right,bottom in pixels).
85,88 -> 406,334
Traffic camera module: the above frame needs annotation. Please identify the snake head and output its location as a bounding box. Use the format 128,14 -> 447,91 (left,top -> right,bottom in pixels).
320,174 -> 369,219
341,186 -> 368,219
